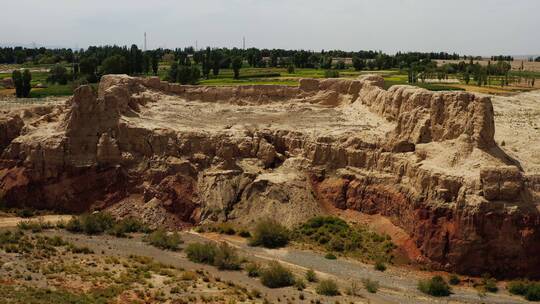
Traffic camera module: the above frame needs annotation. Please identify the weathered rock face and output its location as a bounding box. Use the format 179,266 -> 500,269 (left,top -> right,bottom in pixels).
0,74 -> 538,278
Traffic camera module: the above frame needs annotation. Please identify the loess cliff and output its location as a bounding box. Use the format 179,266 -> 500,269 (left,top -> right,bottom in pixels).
0,74 -> 539,278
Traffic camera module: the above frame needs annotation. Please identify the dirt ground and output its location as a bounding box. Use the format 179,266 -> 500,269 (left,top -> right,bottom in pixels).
0,216 -> 530,304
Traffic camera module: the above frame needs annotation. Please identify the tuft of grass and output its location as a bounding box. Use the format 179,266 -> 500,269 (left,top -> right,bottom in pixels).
479,273 -> 498,293
324,253 -> 337,260
374,261 -> 386,272
305,268 -> 318,282
362,278 -> 379,293
245,262 -> 261,277
448,274 -> 460,285
17,219 -> 53,232
316,279 -> 340,296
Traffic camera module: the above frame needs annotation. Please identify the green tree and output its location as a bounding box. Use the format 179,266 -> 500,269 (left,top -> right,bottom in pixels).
232,57 -> 243,79
352,56 -> 365,71
21,69 -> 32,97
151,53 -> 159,75
210,49 -> 223,76
335,60 -> 346,70
463,71 -> 470,84
168,62 -> 179,82
12,70 -> 23,97
79,56 -> 99,82
99,55 -> 128,75
128,44 -> 144,75
47,64 -> 68,85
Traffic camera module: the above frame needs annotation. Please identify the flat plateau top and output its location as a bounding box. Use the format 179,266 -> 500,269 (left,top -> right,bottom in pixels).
124,93 -> 395,142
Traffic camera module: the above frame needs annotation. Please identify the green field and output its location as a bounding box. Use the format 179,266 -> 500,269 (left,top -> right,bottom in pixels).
1,63 -> 507,98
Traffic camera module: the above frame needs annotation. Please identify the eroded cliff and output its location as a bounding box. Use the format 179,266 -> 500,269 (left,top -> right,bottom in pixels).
1,74 -> 538,278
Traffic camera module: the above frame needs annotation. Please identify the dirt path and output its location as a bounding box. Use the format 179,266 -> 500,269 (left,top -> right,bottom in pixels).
0,214 -> 72,228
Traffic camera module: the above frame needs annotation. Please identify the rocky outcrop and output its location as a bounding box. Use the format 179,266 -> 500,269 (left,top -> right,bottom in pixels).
0,74 -> 538,278
0,115 -> 23,152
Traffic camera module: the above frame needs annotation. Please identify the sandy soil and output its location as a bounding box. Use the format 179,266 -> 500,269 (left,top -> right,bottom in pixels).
492,90 -> 540,174
129,93 -> 394,143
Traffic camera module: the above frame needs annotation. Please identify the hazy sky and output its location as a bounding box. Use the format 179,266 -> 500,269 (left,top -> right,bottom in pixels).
2,0 -> 539,55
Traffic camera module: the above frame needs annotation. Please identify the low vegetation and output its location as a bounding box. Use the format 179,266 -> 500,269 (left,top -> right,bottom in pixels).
259,261 -> 295,288
508,280 -> 540,301
293,216 -> 395,264
362,278 -> 379,293
316,279 -> 340,296
185,242 -> 241,270
249,219 -> 290,249
65,213 -> 149,237
418,276 -> 451,297
448,274 -> 460,285
143,229 -> 182,251
305,268 -> 317,282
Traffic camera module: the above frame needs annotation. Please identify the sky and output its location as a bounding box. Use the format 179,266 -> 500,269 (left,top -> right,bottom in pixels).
2,0 -> 540,56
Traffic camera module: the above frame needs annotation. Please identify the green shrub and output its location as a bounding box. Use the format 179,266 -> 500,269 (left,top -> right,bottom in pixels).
418,276 -> 451,297
324,70 -> 340,78
306,268 -> 317,282
17,220 -> 52,233
108,217 -> 150,237
245,262 -> 261,277
66,213 -> 115,235
316,279 -> 340,296
526,284 -> 540,301
507,281 -> 540,301
213,243 -> 241,270
362,278 -> 379,293
185,242 -> 218,264
294,278 -> 306,290
143,229 -> 183,251
293,216 -> 395,264
16,209 -> 34,218
287,65 -> 295,74
324,253 -> 337,260
238,229 -> 251,238
68,244 -> 94,254
249,219 -> 290,249
481,274 -> 498,293
448,274 -> 460,285
260,262 -> 295,288
374,261 -> 386,272
508,280 -> 529,295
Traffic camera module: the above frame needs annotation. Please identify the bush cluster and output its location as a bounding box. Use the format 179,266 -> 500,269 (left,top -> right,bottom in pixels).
508,280 -> 540,301
185,242 -> 241,270
143,229 -> 183,251
259,261 -> 295,288
418,276 -> 451,297
65,213 -> 149,237
316,279 -> 340,296
66,213 -> 115,235
324,70 -> 340,78
293,216 -> 395,263
249,219 -> 290,249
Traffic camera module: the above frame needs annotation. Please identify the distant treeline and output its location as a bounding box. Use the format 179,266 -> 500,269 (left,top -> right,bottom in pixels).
0,46 -> 464,66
